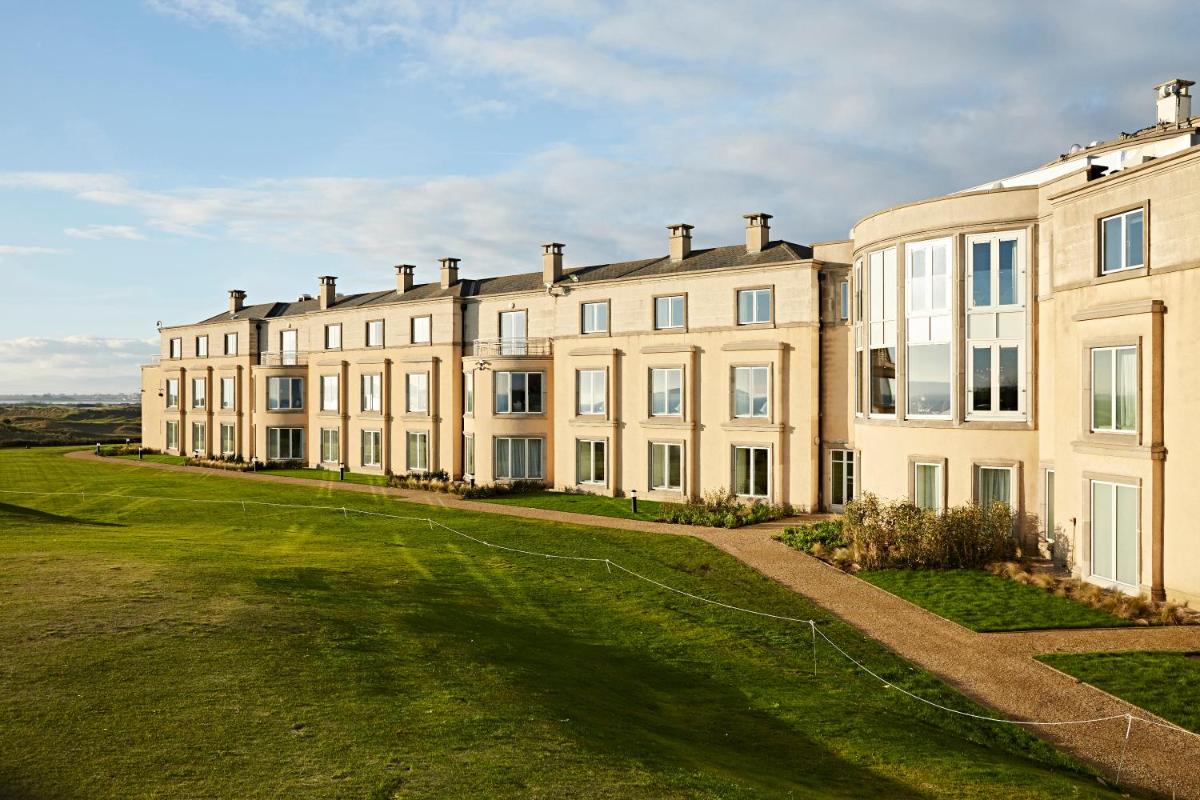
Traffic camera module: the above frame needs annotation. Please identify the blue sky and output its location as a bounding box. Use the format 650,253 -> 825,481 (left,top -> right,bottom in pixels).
1,0 -> 1196,392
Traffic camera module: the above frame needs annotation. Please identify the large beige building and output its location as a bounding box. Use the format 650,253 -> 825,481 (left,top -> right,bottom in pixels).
142,79 -> 1200,604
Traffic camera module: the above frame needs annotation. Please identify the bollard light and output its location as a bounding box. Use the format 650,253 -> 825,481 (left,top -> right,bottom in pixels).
339,463 -> 346,481
631,488 -> 638,515
138,446 -> 144,460
95,442 -> 101,456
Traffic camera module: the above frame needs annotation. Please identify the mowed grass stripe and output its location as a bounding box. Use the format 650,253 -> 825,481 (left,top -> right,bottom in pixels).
0,447 -> 1121,799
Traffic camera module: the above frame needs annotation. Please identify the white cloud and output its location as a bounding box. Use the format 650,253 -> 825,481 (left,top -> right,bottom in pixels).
146,0 -> 425,47
64,225 -> 147,241
0,336 -> 158,393
0,245 -> 67,256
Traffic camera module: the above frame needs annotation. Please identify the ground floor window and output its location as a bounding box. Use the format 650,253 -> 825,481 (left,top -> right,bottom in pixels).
220,423 -> 235,457
650,442 -> 683,491
733,445 -> 770,498
976,465 -> 1013,509
320,428 -> 339,464
267,427 -> 304,461
463,434 -> 475,477
913,462 -> 942,512
830,449 -> 854,509
407,431 -> 429,473
576,439 -> 606,485
165,420 -> 178,451
495,437 -> 543,480
361,429 -> 382,468
1091,480 -> 1138,588
191,421 -> 206,456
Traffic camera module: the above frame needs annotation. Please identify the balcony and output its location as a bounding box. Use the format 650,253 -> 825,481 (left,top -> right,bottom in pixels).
258,350 -> 310,367
467,338 -> 553,357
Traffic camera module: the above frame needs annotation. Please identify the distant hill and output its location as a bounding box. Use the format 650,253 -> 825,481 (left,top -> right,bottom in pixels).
0,393 -> 140,405
0,405 -> 141,447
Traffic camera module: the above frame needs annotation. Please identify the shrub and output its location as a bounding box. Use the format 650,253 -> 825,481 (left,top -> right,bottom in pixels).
99,443 -> 158,457
386,474 -> 546,499
777,519 -> 847,552
655,488 -> 793,529
842,493 -> 1016,570
186,456 -> 253,471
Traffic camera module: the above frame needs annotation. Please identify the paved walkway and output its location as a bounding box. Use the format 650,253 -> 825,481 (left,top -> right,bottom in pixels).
68,452 -> 1200,798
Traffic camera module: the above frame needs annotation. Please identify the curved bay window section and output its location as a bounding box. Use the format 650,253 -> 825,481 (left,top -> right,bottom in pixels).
905,238 -> 951,419
867,247 -> 897,417
966,231 -> 1027,421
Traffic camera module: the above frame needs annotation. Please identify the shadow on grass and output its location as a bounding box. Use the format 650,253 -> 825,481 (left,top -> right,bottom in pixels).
0,502 -> 123,528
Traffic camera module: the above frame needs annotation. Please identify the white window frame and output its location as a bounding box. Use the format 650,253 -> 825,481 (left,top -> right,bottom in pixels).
732,365 -> 770,419
320,375 -> 339,412
280,330 -> 298,366
829,449 -> 855,510
975,465 -> 1014,510
965,230 -> 1027,420
499,310 -> 528,355
464,371 -> 474,415
165,378 -> 180,409
324,324 -> 342,350
576,439 -> 606,485
650,441 -> 684,492
736,288 -> 772,325
320,428 -> 340,464
266,376 -> 304,411
406,431 -> 429,472
493,437 -> 544,480
494,371 -> 544,414
361,374 -> 382,413
224,332 -> 237,356
1044,468 -> 1056,544
411,315 -> 432,345
191,377 -> 206,409
267,427 -> 304,461
650,367 -> 683,417
361,429 -> 382,467
195,335 -> 208,358
1100,208 -> 1145,275
733,445 -> 772,499
1090,345 -> 1137,434
169,338 -> 182,359
219,423 -> 235,457
366,319 -> 384,348
576,369 -> 607,416
580,301 -> 608,334
838,280 -> 850,321
165,420 -> 179,451
853,258 -> 864,417
868,247 -> 898,418
913,461 -> 943,512
1090,479 -> 1139,590
191,421 -> 206,455
406,372 -> 429,414
220,377 -> 235,410
655,295 -> 685,330
905,238 -> 952,420
463,433 -> 475,478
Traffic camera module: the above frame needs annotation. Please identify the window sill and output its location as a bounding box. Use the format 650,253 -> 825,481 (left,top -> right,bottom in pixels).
1071,440 -> 1165,460
641,418 -> 691,430
722,420 -> 783,433
1094,266 -> 1148,285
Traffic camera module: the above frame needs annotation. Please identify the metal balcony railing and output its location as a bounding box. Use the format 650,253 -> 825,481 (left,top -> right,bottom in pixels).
467,338 -> 553,357
258,350 -> 310,367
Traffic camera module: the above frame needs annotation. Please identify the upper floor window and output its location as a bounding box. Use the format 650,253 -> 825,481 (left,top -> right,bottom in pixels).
966,231 -> 1027,419
324,324 -> 341,350
650,367 -> 682,416
280,330 -> 298,365
464,371 -> 474,415
1091,345 -> 1137,433
1100,208 -> 1145,275
906,239 -> 951,419
868,248 -> 897,416
655,295 -> 685,329
970,234 -> 1021,308
165,378 -> 179,408
169,338 -> 182,359
839,281 -> 850,321
733,365 -> 769,418
191,378 -> 206,409
195,336 -> 208,357
576,369 -> 606,416
361,374 -> 382,412
580,302 -> 608,334
267,376 -> 304,411
224,332 -> 237,356
220,377 -> 235,410
366,319 -> 384,348
495,371 -> 543,414
499,310 -> 527,355
737,288 -> 772,325
320,375 -> 339,412
407,372 -> 429,413
411,315 -> 431,344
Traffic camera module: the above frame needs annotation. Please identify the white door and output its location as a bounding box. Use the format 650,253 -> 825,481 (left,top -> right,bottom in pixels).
1091,480 -> 1138,589
281,330 -> 298,366
499,310 -> 527,355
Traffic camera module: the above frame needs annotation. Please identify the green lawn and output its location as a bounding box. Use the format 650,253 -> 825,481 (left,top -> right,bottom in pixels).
266,466 -> 391,487
0,448 -> 1123,799
860,569 -> 1129,632
1038,652 -> 1200,734
480,489 -> 663,521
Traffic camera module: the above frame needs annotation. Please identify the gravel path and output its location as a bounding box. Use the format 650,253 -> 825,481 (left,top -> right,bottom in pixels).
66,452 -> 1200,797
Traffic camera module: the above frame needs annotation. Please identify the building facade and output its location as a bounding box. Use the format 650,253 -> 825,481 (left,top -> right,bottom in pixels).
142,79 -> 1200,604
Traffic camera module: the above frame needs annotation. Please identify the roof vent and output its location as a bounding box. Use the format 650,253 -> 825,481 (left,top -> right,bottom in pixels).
228,289 -> 246,314
1155,78 -> 1193,124
298,294 -> 314,302
743,213 -> 772,254
667,223 -> 693,262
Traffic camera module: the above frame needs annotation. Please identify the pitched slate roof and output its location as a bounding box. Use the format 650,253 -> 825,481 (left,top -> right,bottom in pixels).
196,239 -> 812,325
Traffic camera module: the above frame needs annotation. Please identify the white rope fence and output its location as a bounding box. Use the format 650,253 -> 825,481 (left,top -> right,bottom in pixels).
2,486 -> 1197,768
